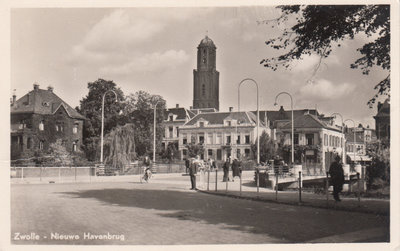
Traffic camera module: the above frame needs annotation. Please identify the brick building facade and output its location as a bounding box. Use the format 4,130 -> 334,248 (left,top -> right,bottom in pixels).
10,84 -> 85,160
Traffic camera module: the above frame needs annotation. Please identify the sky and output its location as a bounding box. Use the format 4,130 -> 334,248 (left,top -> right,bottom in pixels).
10,7 -> 390,129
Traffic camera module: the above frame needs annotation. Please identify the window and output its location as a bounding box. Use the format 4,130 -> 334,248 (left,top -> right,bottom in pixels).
245,135 -> 250,144
169,127 -> 173,138
39,140 -> 44,150
176,127 -> 179,137
245,149 -> 250,158
237,149 -> 241,158
56,122 -> 64,132
341,138 -> 343,148
207,134 -> 213,144
199,136 -> 204,144
39,121 -> 44,131
27,137 -> 32,149
294,133 -> 299,145
73,123 -> 78,134
216,134 -> 222,144
182,134 -> 187,144
217,149 -> 222,160
226,121 -> 231,127
208,149 -> 213,157
226,135 -> 231,144
19,119 -> 27,129
183,149 -> 187,156
237,135 -> 241,144
306,134 -> 314,145
202,84 -> 206,96
199,122 -> 204,127
169,115 -> 173,121
329,135 -> 332,146
72,141 -> 77,152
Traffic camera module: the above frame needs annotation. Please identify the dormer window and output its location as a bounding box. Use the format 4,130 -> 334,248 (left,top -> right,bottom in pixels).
226,121 -> 232,127
199,122 -> 204,127
42,102 -> 50,107
169,115 -> 174,121
73,123 -> 79,134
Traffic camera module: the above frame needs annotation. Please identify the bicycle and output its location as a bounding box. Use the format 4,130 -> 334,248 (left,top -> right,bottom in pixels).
141,167 -> 152,183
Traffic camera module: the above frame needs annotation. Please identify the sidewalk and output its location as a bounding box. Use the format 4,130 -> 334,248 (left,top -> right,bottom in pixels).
196,171 -> 390,216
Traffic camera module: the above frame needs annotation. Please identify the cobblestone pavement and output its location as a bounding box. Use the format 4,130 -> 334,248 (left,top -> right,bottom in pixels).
11,173 -> 390,245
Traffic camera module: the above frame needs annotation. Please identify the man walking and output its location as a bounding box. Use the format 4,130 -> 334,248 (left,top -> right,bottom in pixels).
189,156 -> 199,190
329,155 -> 345,202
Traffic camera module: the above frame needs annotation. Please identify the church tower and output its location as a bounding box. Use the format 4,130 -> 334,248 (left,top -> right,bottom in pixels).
193,35 -> 220,111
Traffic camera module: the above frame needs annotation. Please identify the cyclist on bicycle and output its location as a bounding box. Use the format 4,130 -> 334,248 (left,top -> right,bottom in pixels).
142,156 -> 152,182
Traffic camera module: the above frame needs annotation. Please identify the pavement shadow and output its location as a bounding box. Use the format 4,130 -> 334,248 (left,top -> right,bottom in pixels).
60,188 -> 390,243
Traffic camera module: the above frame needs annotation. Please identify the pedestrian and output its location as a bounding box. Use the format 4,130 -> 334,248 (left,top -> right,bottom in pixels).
222,157 -> 230,182
189,157 -> 197,190
231,158 -> 241,182
185,158 -> 190,174
329,155 -> 345,202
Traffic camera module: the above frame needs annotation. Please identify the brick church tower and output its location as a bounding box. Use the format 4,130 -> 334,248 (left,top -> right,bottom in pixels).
193,35 -> 220,111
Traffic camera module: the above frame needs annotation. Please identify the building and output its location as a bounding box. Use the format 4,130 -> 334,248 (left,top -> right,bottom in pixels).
193,35 -> 219,110
275,112 -> 345,171
178,111 -> 268,161
10,84 -> 85,160
374,99 -> 390,140
162,105 -> 196,149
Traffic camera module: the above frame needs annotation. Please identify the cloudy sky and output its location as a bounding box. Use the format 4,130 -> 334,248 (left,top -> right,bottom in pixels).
10,7 -> 389,128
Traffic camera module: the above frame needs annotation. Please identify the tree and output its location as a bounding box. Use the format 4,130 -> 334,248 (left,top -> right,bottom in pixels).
103,123 -> 136,172
261,5 -> 390,106
366,141 -> 390,190
76,79 -> 125,161
162,142 -> 180,161
185,142 -> 204,158
121,91 -> 166,157
44,139 -> 73,166
251,131 -> 276,163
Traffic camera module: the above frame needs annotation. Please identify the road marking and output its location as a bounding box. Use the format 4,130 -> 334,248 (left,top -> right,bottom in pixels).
308,227 -> 388,243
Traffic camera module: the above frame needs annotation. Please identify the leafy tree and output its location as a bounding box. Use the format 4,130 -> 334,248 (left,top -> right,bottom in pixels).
261,5 -> 390,106
185,143 -> 204,158
121,91 -> 166,157
44,139 -> 73,166
104,123 -> 136,172
162,142 -> 180,161
366,141 -> 390,190
251,131 -> 276,163
76,79 -> 125,161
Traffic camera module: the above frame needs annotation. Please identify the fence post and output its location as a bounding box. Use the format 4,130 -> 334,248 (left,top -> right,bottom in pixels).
215,169 -> 218,191
21,167 -> 24,180
357,172 -> 361,207
275,173 -> 278,200
256,169 -> 259,196
225,174 -> 228,193
207,169 -> 210,191
298,171 -> 302,204
326,172 -> 329,205
239,173 -> 242,196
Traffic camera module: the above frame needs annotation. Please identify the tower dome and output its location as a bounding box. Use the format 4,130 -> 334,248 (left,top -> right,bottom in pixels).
199,35 -> 216,48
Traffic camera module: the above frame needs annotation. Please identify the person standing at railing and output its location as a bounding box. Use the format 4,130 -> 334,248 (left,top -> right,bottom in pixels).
189,157 -> 198,190
222,157 -> 230,182
232,158 -> 241,182
329,155 -> 345,202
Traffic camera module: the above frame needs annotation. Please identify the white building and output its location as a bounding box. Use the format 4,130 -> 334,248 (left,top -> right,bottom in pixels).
178,111 -> 269,161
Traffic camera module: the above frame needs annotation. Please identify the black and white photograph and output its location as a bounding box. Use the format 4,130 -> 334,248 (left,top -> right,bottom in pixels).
1,1 -> 399,249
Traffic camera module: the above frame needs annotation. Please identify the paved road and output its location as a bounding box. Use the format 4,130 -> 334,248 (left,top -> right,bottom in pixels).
11,174 -> 389,245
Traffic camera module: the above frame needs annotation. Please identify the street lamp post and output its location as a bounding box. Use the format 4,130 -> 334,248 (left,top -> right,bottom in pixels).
100,90 -> 118,164
238,78 -> 260,164
331,113 -> 346,165
274,92 -> 294,166
152,101 -> 160,163
344,119 -> 356,167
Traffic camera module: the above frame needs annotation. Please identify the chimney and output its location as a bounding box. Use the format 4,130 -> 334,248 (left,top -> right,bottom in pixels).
33,83 -> 39,90
176,104 -> 179,108
229,107 -> 233,112
12,89 -> 16,105
47,86 -> 54,92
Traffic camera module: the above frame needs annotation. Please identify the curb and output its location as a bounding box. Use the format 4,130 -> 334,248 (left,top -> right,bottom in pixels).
197,190 -> 389,217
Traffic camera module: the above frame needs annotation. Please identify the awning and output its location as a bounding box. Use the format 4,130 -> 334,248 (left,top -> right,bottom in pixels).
348,155 -> 372,162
